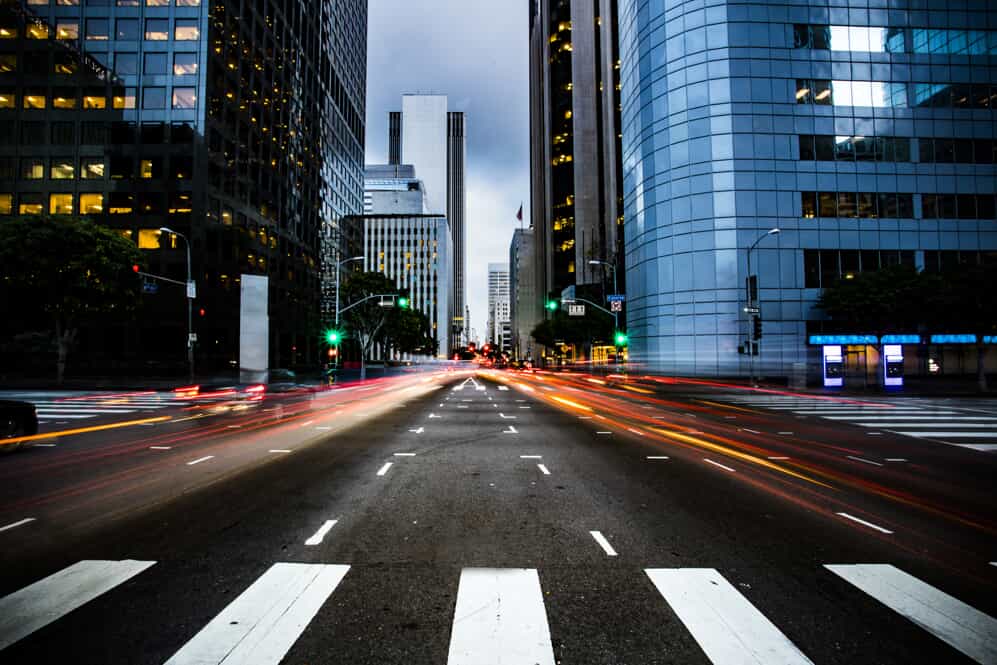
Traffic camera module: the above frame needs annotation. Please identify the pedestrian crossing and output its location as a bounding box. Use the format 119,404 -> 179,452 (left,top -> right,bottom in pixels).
0,391 -> 175,426
1,560 -> 993,664
712,394 -> 997,451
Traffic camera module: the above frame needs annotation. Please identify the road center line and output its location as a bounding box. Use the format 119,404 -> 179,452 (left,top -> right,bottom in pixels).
835,512 -> 893,534
520,455 -> 542,459
187,456 -> 214,466
742,428 -> 762,434
703,458 -> 736,473
590,530 -> 618,557
149,446 -> 172,450
304,520 -> 338,546
537,464 -> 551,475
269,449 -> 292,454
394,452 -> 416,457
376,462 -> 393,476
646,456 -> 670,460
0,518 -> 35,533
847,455 -> 884,467
767,456 -> 790,460
885,458 -> 907,462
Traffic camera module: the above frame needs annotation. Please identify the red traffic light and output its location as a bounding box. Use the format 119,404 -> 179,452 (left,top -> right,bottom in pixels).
198,308 -> 206,317
132,264 -> 140,273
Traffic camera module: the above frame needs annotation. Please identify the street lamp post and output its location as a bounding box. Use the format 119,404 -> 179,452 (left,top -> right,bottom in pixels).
332,255 -> 365,371
588,259 -> 619,330
745,228 -> 780,386
160,227 -> 194,383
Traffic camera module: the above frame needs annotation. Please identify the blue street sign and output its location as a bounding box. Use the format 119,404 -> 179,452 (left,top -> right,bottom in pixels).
607,294 -> 625,302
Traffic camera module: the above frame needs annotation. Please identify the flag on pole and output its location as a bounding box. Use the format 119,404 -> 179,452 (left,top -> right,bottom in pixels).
516,203 -> 523,222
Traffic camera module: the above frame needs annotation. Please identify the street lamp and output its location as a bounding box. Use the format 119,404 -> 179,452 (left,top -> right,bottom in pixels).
331,255 -> 364,371
159,227 -> 194,383
588,259 -> 618,300
745,228 -> 780,386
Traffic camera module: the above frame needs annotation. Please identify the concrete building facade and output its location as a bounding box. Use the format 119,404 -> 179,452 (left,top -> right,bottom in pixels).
510,228 -> 538,360
487,262 -> 511,353
364,164 -> 428,215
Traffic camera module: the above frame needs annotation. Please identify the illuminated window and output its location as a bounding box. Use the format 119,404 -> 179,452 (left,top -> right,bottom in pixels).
79,193 -> 104,214
113,88 -> 136,109
49,193 -> 74,215
56,21 -> 78,40
108,192 -> 134,214
86,19 -> 109,41
57,0 -> 80,5
23,91 -> 46,109
51,159 -> 74,179
0,91 -> 13,108
83,92 -> 106,109
145,19 -> 169,40
176,0 -> 201,5
173,52 -> 197,75
0,194 -> 11,215
221,208 -> 233,225
0,55 -> 14,73
54,55 -> 77,75
169,194 -> 192,214
117,0 -> 140,5
174,19 -> 199,41
21,159 -> 44,179
50,89 -> 75,109
80,158 -> 104,179
26,23 -> 48,40
139,158 -> 162,179
172,87 -> 196,109
0,22 -> 16,40
19,195 -> 43,215
137,229 -> 162,249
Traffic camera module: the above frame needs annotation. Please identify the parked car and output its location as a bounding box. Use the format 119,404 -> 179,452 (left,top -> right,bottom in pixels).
0,400 -> 38,453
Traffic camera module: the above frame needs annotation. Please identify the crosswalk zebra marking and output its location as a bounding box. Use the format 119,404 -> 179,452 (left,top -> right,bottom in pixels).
645,568 -> 815,665
447,568 -> 555,665
164,563 -> 349,665
0,559 -> 155,652
826,564 -> 997,665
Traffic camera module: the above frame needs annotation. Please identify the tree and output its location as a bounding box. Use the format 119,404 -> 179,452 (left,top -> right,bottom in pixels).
815,265 -> 933,335
0,215 -> 144,384
340,271 -> 401,380
381,306 -> 438,357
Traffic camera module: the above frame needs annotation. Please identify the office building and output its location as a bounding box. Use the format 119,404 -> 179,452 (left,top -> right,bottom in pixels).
510,228 -> 538,360
0,0 -> 367,373
618,1 -> 997,377
364,164 -> 428,215
487,262 -> 511,353
387,94 -> 467,353
362,213 -> 451,358
529,0 -> 625,296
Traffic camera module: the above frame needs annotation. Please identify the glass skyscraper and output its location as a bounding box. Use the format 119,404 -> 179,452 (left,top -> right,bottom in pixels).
0,0 -> 366,373
619,0 -> 996,377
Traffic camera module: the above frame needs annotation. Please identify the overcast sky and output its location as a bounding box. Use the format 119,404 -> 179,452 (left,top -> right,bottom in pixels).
365,0 -> 530,344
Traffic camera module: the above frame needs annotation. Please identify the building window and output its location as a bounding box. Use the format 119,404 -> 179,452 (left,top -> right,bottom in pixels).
114,52 -> 138,75
50,158 -> 74,179
110,155 -> 133,179
142,87 -> 166,109
802,191 -> 915,218
173,52 -> 197,75
108,192 -> 133,214
0,21 -> 17,40
174,19 -> 199,41
0,194 -> 11,215
145,0 -> 169,5
922,194 -> 997,220
145,19 -> 169,40
54,54 -> 77,75
176,0 -> 201,5
79,193 -> 104,214
139,157 -> 161,178
86,19 -> 109,41
19,194 -> 43,215
83,91 -> 106,109
144,52 -> 167,75
26,22 -> 48,40
0,55 -> 14,73
56,20 -> 79,40
115,19 -> 138,41
49,193 -> 74,215
21,158 -> 44,180
52,89 -> 77,109
0,90 -> 13,109
172,87 -> 196,109
112,88 -> 136,109
23,90 -> 46,109
137,229 -> 162,249
80,158 -> 104,179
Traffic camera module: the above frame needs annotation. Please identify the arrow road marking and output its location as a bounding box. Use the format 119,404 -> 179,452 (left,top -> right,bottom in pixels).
429,413 -> 441,418
409,427 -> 424,434
499,413 -> 517,419
503,426 -> 519,434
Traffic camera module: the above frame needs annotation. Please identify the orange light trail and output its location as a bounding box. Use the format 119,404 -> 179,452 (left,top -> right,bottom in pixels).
1,416 -> 173,446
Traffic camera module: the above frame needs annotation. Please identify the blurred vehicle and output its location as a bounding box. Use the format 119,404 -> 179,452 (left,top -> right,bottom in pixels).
174,383 -> 267,412
0,400 -> 38,452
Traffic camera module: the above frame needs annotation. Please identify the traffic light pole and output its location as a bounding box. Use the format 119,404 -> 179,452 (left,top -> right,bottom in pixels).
745,228 -> 780,388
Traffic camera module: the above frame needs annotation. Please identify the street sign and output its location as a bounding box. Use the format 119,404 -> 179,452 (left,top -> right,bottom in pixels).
610,300 -> 622,313
568,304 -> 585,317
607,294 -> 625,302
188,333 -> 198,344
743,306 -> 760,314
142,280 -> 159,294
186,280 -> 197,299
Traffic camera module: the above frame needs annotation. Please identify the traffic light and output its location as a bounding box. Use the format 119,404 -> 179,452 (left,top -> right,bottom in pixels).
325,329 -> 342,345
546,299 -> 559,311
132,264 -> 140,273
397,296 -> 409,309
614,331 -> 628,346
198,308 -> 206,317
752,315 -> 762,341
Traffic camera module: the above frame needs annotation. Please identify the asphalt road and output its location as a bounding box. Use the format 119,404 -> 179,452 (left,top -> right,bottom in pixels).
0,370 -> 995,664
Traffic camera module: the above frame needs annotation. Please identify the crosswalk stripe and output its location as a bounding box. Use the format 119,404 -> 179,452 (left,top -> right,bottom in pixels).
36,410 -> 137,416
826,564 -> 997,664
164,563 -> 349,665
958,444 -> 997,451
447,568 -> 555,665
823,415 -> 997,421
856,422 -> 996,428
34,414 -> 101,419
904,432 -> 997,439
645,568 -> 814,665
0,559 -> 155,651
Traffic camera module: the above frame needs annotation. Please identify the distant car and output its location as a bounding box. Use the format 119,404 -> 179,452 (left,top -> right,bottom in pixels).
0,400 -> 38,453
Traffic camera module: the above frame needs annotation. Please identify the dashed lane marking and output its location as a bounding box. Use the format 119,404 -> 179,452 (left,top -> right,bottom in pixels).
305,520 -> 337,546
537,464 -> 551,475
0,518 -> 35,533
590,531 -> 618,557
847,455 -> 884,467
376,462 -> 393,477
703,458 -> 736,473
187,456 -> 214,466
836,512 -> 893,534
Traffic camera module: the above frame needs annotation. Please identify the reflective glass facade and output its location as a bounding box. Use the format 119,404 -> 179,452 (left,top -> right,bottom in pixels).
619,0 -> 997,376
0,0 -> 366,372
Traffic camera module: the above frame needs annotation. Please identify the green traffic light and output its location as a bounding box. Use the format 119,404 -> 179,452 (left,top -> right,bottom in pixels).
325,329 -> 342,345
614,331 -> 628,346
546,299 -> 559,311
397,296 -> 409,308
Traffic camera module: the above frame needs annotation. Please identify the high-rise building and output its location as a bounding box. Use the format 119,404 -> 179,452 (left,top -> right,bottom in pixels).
487,262 -> 511,353
529,0 -> 625,360
364,164 -> 427,215
510,229 -> 538,360
618,1 -> 997,377
0,0 -> 367,373
388,94 -> 466,353
360,213 -> 451,358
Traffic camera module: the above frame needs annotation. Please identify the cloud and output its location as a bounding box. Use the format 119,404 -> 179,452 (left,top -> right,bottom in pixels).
365,0 -> 530,343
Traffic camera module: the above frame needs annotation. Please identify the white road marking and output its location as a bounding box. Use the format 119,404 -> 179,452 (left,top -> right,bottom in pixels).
227,425 -> 242,429
498,386 -> 509,391
503,426 -> 519,434
269,449 -> 292,454
826,564 -> 996,664
300,420 -> 314,427
767,456 -> 790,460
187,456 -> 214,466
519,406 -> 531,409
0,518 -> 35,533
457,405 -> 469,409
885,458 -> 907,462
499,413 -> 517,419
843,416 -> 997,421
409,427 -> 425,434
304,520 -> 338,546
446,568 -> 555,665
742,428 -> 762,434
596,431 -> 613,435
32,443 -> 56,447
646,568 -> 815,665
376,462 -> 393,476
835,512 -> 893,534
647,456 -> 670,460
862,422 -> 997,428
905,432 -> 997,438
589,530 -> 618,556
537,464 -> 551,475
164,563 -> 350,665
990,562 -> 996,568
149,446 -> 172,450
316,426 -> 332,431
959,444 -> 997,451
520,455 -> 542,459
847,455 -> 884,467
429,413 -> 441,418
778,432 -> 794,435
703,458 -> 736,473
515,399 -> 525,402
394,452 -> 416,457
579,416 -> 592,419
0,560 -> 155,652
867,432 -> 883,436
627,427 -> 646,436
